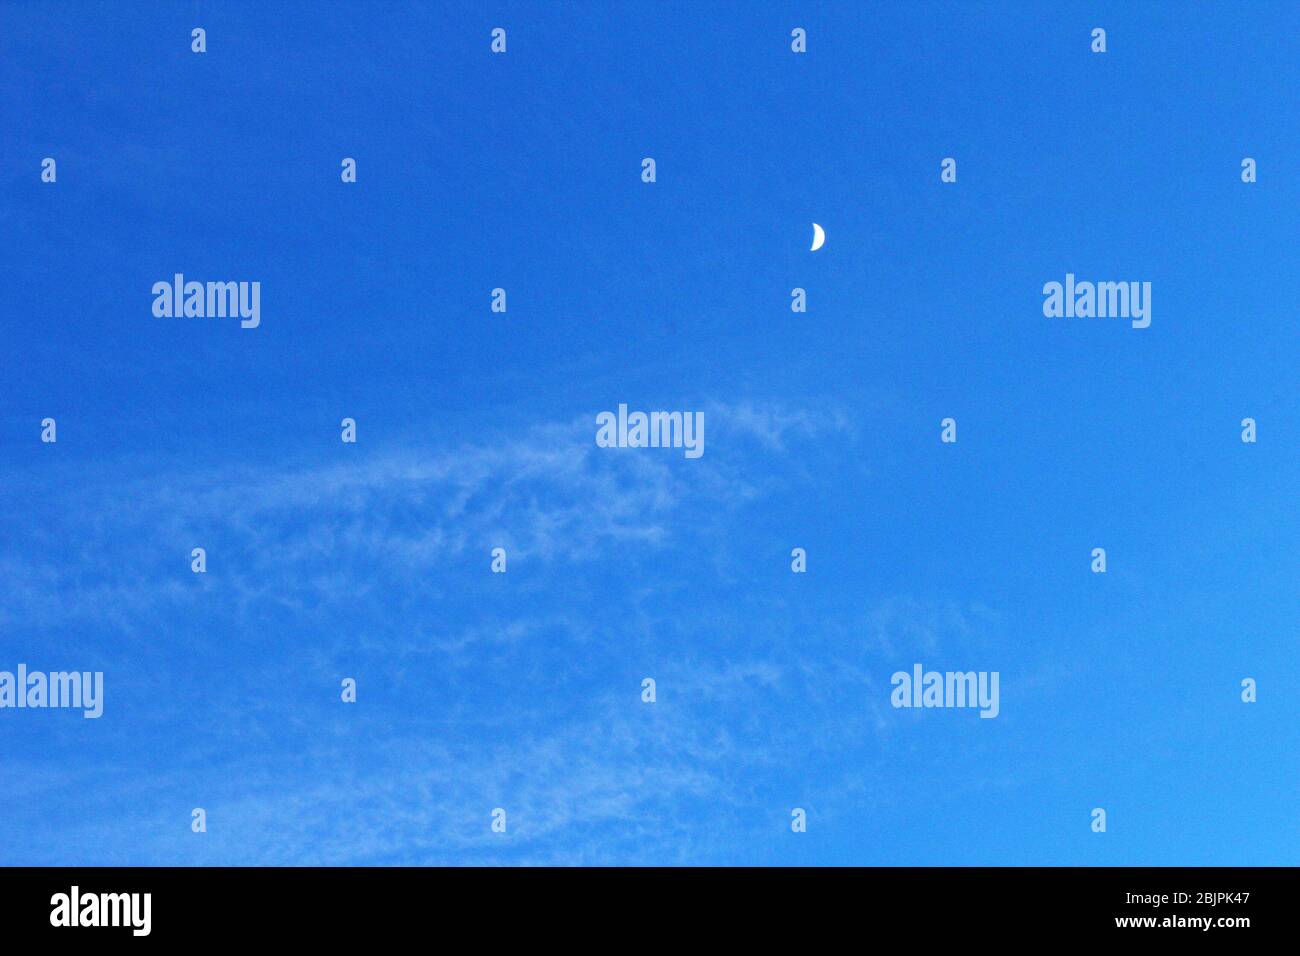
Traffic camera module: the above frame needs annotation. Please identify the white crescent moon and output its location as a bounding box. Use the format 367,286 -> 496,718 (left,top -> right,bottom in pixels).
810,222 -> 825,252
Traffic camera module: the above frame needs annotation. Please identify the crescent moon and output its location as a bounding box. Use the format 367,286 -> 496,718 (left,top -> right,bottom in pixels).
810,223 -> 825,252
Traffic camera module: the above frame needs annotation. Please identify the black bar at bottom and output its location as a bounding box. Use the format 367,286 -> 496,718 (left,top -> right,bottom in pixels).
0,866 -> 1291,942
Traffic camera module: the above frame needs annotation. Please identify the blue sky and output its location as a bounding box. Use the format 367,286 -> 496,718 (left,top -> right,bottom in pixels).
1,1 -> 1297,865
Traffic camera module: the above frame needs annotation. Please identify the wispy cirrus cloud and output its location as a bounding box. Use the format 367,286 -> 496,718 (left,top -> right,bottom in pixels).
0,400 -> 852,631
0,399 -> 1008,866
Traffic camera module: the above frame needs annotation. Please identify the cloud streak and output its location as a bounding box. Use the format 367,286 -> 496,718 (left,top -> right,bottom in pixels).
0,400 -> 917,865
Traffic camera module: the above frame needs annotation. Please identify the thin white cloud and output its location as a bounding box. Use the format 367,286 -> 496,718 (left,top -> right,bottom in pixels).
0,401 -> 1012,865
0,401 -> 852,629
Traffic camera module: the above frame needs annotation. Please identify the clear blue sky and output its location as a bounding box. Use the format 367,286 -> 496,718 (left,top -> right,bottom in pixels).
1,1 -> 1296,865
